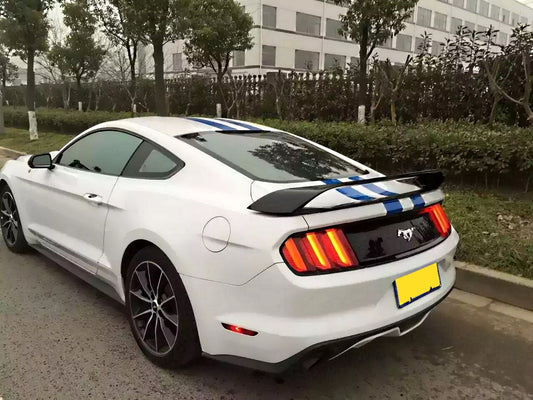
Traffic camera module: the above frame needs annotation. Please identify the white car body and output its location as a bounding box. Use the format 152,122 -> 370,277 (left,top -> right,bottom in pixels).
0,117 -> 459,372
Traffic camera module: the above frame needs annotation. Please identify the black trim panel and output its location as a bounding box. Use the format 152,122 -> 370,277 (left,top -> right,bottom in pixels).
31,244 -> 124,305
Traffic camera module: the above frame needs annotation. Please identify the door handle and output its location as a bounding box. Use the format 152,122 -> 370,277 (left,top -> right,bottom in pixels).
83,193 -> 103,205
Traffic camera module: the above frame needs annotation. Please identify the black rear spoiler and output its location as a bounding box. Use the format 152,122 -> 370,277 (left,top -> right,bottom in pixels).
248,170 -> 444,216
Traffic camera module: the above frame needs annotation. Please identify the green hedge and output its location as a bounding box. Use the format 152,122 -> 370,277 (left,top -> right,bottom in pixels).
3,108 -> 531,191
3,107 -> 152,134
255,119 -> 533,192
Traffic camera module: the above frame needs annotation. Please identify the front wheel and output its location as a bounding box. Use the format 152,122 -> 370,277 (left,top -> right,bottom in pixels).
0,185 -> 29,253
125,246 -> 201,368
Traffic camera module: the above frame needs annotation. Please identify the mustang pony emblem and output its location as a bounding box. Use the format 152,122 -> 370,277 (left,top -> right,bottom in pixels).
397,227 -> 416,242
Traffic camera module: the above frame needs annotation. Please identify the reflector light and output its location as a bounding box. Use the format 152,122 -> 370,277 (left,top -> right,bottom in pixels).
421,204 -> 451,237
281,228 -> 359,274
222,323 -> 258,336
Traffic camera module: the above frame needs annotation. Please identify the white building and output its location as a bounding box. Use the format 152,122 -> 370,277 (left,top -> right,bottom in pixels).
160,0 -> 533,76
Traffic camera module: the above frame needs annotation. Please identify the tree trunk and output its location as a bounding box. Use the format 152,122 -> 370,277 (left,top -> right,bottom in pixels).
489,96 -> 501,125
128,43 -> 138,115
26,50 -> 38,140
152,37 -> 167,116
0,88 -> 4,135
76,76 -> 82,107
358,26 -> 369,114
391,100 -> 397,124
217,72 -> 228,117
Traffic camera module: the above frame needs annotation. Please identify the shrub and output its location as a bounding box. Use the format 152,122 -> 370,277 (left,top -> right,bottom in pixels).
3,107 -> 153,134
254,119 -> 533,192
3,108 -> 531,191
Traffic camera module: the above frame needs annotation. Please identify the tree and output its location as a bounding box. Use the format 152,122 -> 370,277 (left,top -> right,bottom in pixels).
332,0 -> 417,121
92,0 -> 144,113
378,55 -> 412,124
184,0 -> 253,116
0,46 -> 17,134
484,25 -> 533,127
127,0 -> 190,116
48,0 -> 106,107
0,46 -> 17,87
0,0 -> 55,140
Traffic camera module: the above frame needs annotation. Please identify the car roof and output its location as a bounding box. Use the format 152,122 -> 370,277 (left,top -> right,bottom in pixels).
93,116 -> 277,137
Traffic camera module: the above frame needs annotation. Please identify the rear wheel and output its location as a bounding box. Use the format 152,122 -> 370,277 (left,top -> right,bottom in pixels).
125,246 -> 201,368
0,186 -> 29,253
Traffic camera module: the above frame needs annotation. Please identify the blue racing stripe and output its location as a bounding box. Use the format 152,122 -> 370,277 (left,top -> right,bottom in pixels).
217,119 -> 259,130
361,183 -> 397,197
337,187 -> 375,201
323,179 -> 341,185
323,179 -> 375,201
411,194 -> 425,208
384,199 -> 403,214
351,175 -> 397,197
187,117 -> 234,131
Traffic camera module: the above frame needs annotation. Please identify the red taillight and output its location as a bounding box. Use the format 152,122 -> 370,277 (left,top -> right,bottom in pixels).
281,228 -> 359,274
222,323 -> 258,336
421,204 -> 451,237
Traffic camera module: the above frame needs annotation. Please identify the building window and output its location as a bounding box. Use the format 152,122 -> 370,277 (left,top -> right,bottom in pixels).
233,51 -> 245,67
415,37 -> 425,54
172,53 -> 182,72
326,19 -> 343,40
378,36 -> 393,48
520,16 -> 528,25
453,0 -> 463,8
479,0 -> 489,17
464,21 -> 475,31
263,5 -> 276,28
501,9 -> 509,24
499,32 -> 508,46
465,0 -> 477,12
295,49 -> 319,70
434,12 -> 447,31
432,41 -> 443,56
350,57 -> 359,67
296,12 -> 321,36
262,45 -> 276,66
324,54 -> 346,69
511,13 -> 519,26
406,9 -> 414,23
477,25 -> 488,41
396,34 -> 412,52
417,7 -> 431,28
451,17 -> 462,34
490,5 -> 500,20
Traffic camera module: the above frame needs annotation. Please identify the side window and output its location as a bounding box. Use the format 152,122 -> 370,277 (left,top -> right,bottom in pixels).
122,141 -> 184,179
57,130 -> 143,176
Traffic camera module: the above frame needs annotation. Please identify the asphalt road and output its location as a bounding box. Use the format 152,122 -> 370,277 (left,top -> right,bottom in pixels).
0,244 -> 532,400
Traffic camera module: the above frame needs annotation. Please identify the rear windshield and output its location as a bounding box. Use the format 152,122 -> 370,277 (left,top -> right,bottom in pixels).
178,131 -> 366,183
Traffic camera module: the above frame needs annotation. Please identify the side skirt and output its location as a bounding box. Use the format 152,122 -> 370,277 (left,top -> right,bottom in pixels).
32,243 -> 125,306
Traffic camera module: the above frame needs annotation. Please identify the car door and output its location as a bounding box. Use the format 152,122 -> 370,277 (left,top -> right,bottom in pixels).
23,130 -> 143,274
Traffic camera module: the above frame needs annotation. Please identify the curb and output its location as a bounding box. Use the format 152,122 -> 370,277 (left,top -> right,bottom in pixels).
455,261 -> 533,311
0,146 -> 26,158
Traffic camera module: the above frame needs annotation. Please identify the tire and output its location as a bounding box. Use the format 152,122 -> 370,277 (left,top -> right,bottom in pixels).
0,185 -> 29,253
125,246 -> 201,368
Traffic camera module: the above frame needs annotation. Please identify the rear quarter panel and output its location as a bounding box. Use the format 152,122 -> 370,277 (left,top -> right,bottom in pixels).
101,156 -> 309,300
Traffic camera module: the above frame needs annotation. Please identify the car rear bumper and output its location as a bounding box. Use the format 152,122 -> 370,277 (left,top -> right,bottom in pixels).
182,229 -> 459,372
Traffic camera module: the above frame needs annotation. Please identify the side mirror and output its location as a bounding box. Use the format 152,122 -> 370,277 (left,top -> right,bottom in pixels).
28,153 -> 54,170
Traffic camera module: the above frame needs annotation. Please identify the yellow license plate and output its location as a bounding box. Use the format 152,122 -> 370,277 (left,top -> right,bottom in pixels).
393,263 -> 441,308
